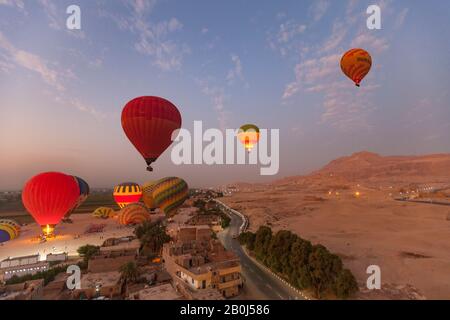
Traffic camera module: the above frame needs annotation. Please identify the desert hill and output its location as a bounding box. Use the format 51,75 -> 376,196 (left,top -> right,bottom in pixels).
222,151 -> 450,299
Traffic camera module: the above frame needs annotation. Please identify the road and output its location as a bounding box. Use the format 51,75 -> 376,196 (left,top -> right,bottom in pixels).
216,202 -> 305,300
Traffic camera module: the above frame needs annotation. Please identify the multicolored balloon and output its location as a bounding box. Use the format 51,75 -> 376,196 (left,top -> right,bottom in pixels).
152,177 -> 189,216
22,172 -> 80,237
142,181 -> 157,210
93,207 -> 115,219
121,96 -> 182,171
113,182 -> 142,209
65,176 -> 90,218
340,48 -> 372,87
238,124 -> 260,152
118,203 -> 151,225
0,219 -> 20,243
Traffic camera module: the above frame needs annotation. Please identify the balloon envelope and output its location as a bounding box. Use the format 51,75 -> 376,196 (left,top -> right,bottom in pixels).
142,181 -> 158,210
121,96 -> 182,171
118,203 -> 151,225
340,48 -> 372,87
0,219 -> 20,243
93,207 -> 115,219
22,172 -> 80,228
152,177 -> 189,216
238,124 -> 260,152
113,182 -> 142,209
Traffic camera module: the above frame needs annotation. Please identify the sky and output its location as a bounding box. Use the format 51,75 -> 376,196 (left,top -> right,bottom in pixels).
0,0 -> 449,190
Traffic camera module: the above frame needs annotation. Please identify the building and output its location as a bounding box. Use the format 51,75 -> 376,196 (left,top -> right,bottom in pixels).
163,226 -> 243,298
128,283 -> 183,300
0,279 -> 44,300
0,255 -> 49,281
88,249 -> 137,273
73,271 -> 121,299
46,253 -> 68,263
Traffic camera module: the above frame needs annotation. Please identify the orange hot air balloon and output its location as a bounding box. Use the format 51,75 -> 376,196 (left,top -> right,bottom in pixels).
238,124 -> 260,152
340,48 -> 372,87
121,96 -> 182,171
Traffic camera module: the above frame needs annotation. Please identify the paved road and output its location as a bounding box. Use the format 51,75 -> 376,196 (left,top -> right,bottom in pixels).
217,204 -> 304,300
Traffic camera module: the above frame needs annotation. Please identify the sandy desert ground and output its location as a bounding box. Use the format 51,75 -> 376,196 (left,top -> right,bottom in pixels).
0,213 -> 164,262
221,152 -> 450,299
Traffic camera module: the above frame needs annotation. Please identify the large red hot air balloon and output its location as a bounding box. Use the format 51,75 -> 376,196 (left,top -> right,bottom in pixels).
121,96 -> 182,171
22,172 -> 80,237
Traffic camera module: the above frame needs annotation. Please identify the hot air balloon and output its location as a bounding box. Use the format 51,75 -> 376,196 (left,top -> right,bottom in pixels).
142,181 -> 158,210
152,177 -> 189,216
113,182 -> 142,209
340,48 -> 372,87
238,124 -> 260,152
0,219 -> 20,243
121,96 -> 182,171
22,172 -> 80,237
93,207 -> 115,219
118,203 -> 151,225
64,176 -> 90,220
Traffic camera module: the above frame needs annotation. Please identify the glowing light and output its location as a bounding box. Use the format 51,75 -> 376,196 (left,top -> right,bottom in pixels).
355,191 -> 361,197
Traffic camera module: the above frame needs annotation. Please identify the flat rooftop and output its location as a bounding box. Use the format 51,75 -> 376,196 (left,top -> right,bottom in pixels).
80,271 -> 120,289
131,283 -> 183,300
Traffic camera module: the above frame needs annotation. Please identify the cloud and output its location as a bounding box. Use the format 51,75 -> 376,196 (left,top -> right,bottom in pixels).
0,0 -> 24,10
226,54 -> 244,85
351,33 -> 389,54
280,0 -> 410,130
0,31 -> 65,90
268,20 -> 307,57
394,8 -> 409,29
102,1 -> 188,71
201,27 -> 209,34
309,0 -> 330,22
197,79 -> 228,130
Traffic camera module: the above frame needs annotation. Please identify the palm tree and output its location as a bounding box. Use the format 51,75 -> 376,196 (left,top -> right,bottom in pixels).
119,262 -> 141,285
134,221 -> 171,256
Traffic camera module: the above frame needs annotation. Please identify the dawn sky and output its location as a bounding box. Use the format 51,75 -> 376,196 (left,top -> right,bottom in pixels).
0,0 -> 449,190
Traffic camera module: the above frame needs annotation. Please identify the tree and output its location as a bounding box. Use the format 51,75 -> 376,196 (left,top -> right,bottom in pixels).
253,226 -> 272,264
288,237 -> 313,288
134,221 -> 171,257
335,268 -> 359,299
119,262 -> 141,286
77,245 -> 100,263
266,230 -> 296,274
308,245 -> 343,298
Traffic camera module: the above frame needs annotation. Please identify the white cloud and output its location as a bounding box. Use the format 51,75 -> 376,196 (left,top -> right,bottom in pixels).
309,0 -> 330,22
268,20 -> 307,57
102,1 -> 188,71
0,0 -> 24,10
197,79 -> 228,130
351,33 -> 389,54
201,27 -> 209,34
394,8 -> 409,29
0,31 -> 64,91
226,54 -> 244,85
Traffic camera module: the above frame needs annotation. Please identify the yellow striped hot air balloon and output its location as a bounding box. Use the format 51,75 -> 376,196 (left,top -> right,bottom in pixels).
113,182 -> 142,209
238,124 -> 260,152
340,48 -> 372,87
0,219 -> 20,243
118,203 -> 151,225
142,181 -> 158,210
152,177 -> 189,216
93,207 -> 115,219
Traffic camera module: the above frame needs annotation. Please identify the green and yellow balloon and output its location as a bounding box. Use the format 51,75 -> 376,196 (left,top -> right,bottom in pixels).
152,177 -> 189,216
